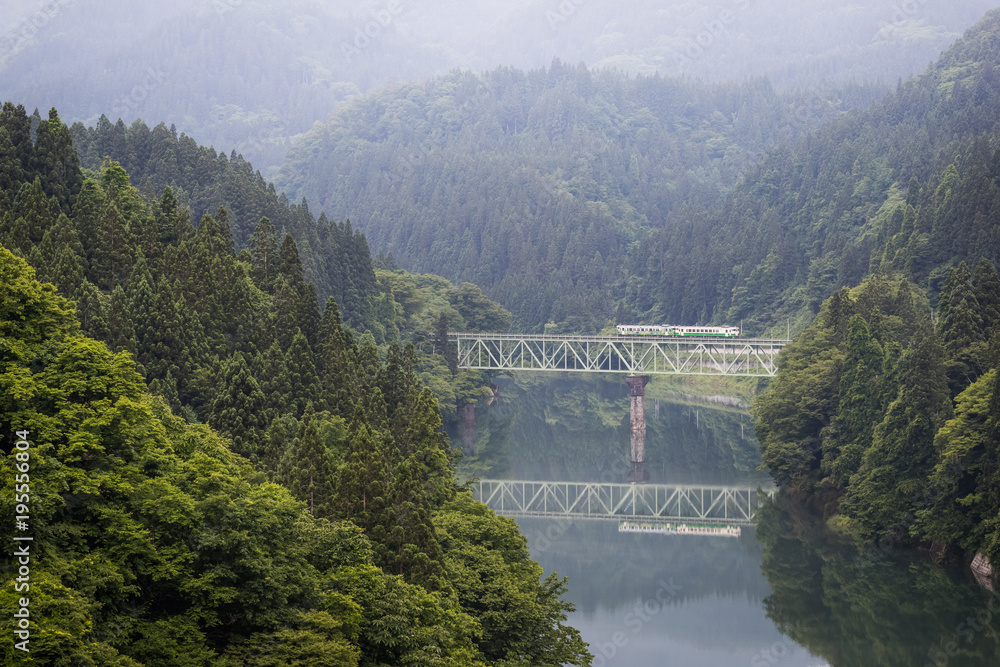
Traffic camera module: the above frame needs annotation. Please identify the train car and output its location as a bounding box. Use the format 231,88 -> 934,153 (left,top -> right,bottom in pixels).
666,325 -> 740,338
616,324 -> 666,336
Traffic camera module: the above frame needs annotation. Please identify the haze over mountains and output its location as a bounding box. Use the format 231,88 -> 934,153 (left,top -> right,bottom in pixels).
2,0 -> 997,177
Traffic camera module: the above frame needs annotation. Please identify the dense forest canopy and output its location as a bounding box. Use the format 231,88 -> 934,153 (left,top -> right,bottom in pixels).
1,0 -> 994,177
273,10 -> 1000,334
275,64 -> 885,332
0,100 -> 587,664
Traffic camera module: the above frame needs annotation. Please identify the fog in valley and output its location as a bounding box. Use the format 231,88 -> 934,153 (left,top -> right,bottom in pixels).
2,0 -> 997,176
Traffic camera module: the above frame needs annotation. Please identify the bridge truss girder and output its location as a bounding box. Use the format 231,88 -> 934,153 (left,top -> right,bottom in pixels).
451,333 -> 784,377
473,480 -> 776,525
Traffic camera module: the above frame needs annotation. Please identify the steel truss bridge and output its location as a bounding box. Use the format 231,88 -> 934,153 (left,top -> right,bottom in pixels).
450,333 -> 786,377
472,479 -> 776,526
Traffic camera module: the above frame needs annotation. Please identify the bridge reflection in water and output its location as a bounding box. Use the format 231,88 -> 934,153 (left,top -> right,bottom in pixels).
473,479 -> 776,527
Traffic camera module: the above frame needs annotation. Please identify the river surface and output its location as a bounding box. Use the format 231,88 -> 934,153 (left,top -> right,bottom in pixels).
457,375 -> 1000,667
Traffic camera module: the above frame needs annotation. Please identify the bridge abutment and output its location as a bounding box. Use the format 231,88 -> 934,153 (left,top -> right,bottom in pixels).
626,375 -> 650,482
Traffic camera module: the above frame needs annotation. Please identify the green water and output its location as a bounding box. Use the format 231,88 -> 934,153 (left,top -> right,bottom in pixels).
458,374 -> 1000,667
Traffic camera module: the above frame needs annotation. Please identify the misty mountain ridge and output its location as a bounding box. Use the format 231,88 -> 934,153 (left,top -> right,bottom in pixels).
1,0 -> 996,177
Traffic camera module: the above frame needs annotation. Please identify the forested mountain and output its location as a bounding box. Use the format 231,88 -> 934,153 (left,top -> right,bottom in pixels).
275,64 -> 884,331
64,113 -> 382,332
0,104 -> 586,664
635,9 -> 1000,330
753,264 -> 1000,568
2,0 -> 993,177
276,10 -> 1000,334
0,246 -> 589,665
743,11 -> 1000,571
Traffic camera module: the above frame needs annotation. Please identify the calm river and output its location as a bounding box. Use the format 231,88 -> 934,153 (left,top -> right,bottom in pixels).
458,375 -> 1000,667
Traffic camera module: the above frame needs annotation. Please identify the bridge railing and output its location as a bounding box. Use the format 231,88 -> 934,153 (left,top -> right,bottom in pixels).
450,333 -> 787,377
473,479 -> 777,525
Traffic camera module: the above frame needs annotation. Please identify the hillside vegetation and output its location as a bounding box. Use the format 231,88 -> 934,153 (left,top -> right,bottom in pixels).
0,103 -> 581,665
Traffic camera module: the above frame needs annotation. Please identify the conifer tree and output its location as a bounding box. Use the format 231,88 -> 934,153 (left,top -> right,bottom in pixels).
435,312 -> 458,374
33,107 -> 83,212
939,262 -> 988,394
72,179 -> 104,265
973,258 -> 1000,335
822,315 -> 886,487
317,296 -> 356,417
73,279 -> 109,340
840,332 -> 951,540
8,177 -> 55,251
285,329 -> 321,418
249,216 -> 278,293
210,352 -> 269,460
278,405 -> 332,516
105,284 -> 136,355
126,254 -> 157,373
91,197 -> 133,291
253,340 -> 291,424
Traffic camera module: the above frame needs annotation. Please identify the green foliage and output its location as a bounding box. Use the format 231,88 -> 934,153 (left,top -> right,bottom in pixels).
0,242 -> 591,666
435,495 -> 593,666
758,261 -> 1000,559
276,66 -> 878,332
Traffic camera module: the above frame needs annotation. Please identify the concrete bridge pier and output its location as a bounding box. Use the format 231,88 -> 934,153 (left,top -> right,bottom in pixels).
626,375 -> 650,483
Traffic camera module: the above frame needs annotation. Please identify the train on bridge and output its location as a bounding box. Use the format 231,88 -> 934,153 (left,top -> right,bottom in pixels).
616,324 -> 741,338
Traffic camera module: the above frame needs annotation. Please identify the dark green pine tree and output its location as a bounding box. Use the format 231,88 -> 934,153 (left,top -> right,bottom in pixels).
285,329 -> 321,418
379,341 -> 418,423
31,212 -> 86,297
973,258 -> 1000,335
90,198 -> 134,291
406,386 -> 457,508
0,103 -> 33,186
435,312 -> 458,374
939,262 -> 987,394
249,216 -> 279,293
384,455 -> 445,589
155,185 -> 191,246
271,275 -> 300,350
335,420 -> 390,527
106,284 -> 136,355
278,406 -> 332,516
6,177 -> 55,252
275,233 -> 320,345
822,315 -> 887,487
149,369 -> 183,415
354,333 -> 383,397
840,331 -> 951,541
209,352 -> 269,460
317,297 -> 356,417
213,206 -> 236,256
74,279 -> 109,341
72,179 -> 104,267
253,340 -> 291,425
126,255 -> 157,375
32,107 -> 83,213
0,126 -> 22,195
